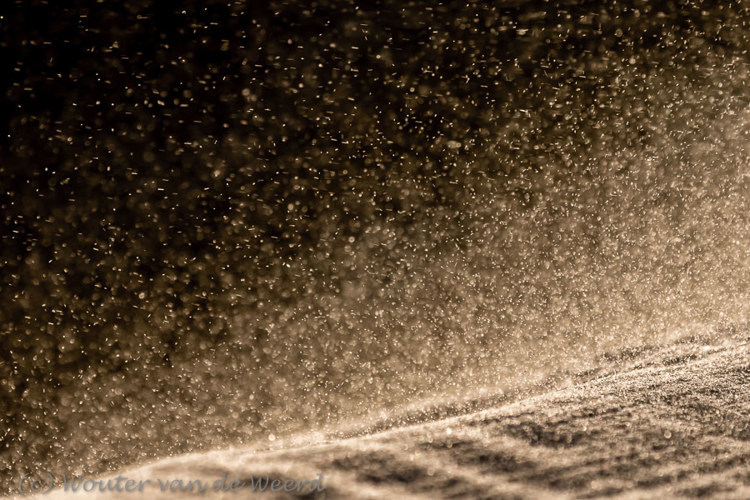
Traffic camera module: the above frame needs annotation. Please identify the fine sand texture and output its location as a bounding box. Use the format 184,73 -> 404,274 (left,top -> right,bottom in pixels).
19,333 -> 750,499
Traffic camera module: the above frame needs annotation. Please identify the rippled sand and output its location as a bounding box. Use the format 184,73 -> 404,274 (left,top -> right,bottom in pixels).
21,332 -> 750,500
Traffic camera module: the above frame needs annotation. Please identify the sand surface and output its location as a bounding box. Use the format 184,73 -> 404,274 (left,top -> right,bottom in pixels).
17,333 -> 750,499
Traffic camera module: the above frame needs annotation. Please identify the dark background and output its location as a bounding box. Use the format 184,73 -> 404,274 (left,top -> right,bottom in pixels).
3,0 -> 750,490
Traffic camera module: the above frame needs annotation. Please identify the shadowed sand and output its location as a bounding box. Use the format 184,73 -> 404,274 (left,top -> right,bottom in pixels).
20,334 -> 750,499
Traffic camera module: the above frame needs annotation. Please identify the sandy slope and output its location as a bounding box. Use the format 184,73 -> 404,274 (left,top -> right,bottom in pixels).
18,334 -> 750,499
